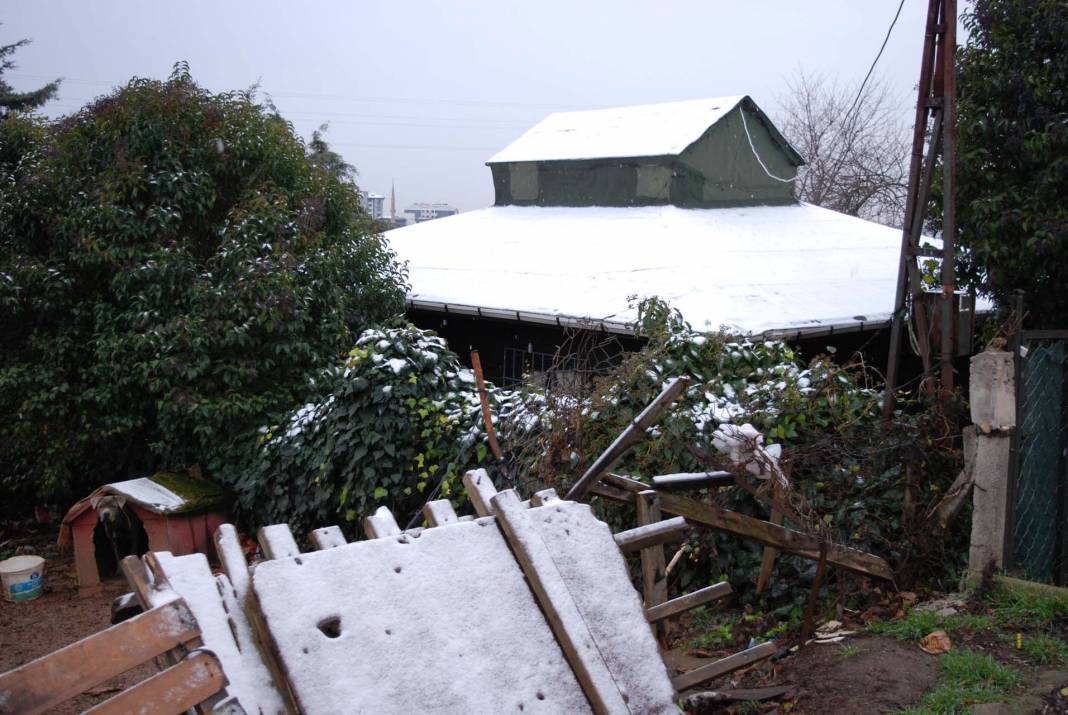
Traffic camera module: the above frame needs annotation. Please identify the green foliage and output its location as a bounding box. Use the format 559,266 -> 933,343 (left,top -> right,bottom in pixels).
902,651 -> 1022,715
0,29 -> 60,117
985,582 -> 1068,627
839,644 -> 861,659
1018,633 -> 1068,666
952,0 -> 1068,326
232,326 -> 492,536
688,622 -> 734,650
0,64 -> 406,509
505,297 -> 964,599
867,610 -> 994,643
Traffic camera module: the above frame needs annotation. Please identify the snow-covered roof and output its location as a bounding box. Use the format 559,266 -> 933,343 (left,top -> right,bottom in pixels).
487,96 -> 749,164
386,203 -> 909,338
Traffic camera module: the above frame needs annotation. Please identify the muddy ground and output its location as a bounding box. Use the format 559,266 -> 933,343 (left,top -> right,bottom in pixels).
0,530 -> 156,714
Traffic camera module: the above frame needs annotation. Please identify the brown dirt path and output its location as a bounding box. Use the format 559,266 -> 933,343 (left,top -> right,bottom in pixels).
0,534 -> 156,714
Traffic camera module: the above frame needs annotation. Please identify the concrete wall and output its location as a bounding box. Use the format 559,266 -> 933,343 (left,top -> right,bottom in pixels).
968,348 -> 1016,577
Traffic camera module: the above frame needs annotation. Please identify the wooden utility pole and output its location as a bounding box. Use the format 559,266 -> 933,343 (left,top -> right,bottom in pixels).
883,0 -> 959,417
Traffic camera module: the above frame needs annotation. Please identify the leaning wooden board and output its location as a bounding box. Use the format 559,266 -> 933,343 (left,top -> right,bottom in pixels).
248,499 -> 677,714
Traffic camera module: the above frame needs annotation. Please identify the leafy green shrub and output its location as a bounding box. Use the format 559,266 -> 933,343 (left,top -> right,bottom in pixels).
0,64 -> 405,510
232,326 -> 510,535
501,298 -> 964,598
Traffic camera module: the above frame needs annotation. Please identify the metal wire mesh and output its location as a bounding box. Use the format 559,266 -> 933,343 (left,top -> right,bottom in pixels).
1012,338 -> 1068,584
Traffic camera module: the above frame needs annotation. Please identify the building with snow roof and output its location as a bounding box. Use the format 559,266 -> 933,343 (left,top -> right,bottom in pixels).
385,96 -> 926,385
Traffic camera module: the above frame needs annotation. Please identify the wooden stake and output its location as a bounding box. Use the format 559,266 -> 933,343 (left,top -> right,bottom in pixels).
755,509 -> 783,595
799,540 -> 829,647
566,377 -> 689,500
471,349 -> 504,461
636,491 -> 669,644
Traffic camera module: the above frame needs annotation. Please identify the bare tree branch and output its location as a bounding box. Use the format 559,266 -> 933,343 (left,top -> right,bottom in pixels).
776,70 -> 909,227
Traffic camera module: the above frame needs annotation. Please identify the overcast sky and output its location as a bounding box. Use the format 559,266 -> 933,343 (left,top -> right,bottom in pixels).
4,1 -> 956,211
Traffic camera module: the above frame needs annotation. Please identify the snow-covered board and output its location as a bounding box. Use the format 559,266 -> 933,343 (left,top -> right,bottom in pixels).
250,518 -> 593,714
247,496 -> 678,714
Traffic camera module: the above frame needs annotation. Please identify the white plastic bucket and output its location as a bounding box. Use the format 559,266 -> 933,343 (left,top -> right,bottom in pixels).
0,555 -> 46,602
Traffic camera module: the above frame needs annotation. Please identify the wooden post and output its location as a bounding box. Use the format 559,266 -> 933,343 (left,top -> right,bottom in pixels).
566,377 -> 689,500
636,490 -> 669,643
755,509 -> 783,595
799,540 -> 829,647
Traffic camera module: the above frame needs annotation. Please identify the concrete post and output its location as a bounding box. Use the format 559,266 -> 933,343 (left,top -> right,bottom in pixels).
967,348 -> 1015,577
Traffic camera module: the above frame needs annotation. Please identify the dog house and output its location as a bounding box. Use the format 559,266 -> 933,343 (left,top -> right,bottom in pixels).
59,472 -> 231,596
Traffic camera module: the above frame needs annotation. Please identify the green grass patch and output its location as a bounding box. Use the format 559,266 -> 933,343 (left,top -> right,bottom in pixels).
1018,633 -> 1068,665
688,623 -> 733,649
868,610 -> 995,643
986,584 -> 1068,628
839,644 -> 861,659
901,650 -> 1023,714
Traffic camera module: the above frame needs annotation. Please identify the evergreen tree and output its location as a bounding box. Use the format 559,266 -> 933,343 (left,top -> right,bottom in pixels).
0,31 -> 60,117
954,0 -> 1068,326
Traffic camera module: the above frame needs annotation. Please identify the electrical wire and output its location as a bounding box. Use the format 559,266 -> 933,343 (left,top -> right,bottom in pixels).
841,0 -> 907,129
738,106 -> 797,183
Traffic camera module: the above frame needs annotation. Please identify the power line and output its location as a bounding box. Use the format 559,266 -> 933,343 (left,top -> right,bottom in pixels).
841,0 -> 907,125
8,72 -> 592,111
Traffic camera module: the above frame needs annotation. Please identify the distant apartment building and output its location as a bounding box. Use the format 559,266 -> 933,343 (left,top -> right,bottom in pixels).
402,202 -> 458,224
359,191 -> 385,220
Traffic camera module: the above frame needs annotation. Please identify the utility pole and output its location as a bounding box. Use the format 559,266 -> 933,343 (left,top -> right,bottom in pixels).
883,0 -> 959,418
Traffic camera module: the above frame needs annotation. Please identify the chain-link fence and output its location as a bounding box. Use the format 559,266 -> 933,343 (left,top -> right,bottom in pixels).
1011,334 -> 1068,584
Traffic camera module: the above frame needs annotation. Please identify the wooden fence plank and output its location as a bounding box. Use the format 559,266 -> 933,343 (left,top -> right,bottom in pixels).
310,525 -> 347,550
566,377 -> 689,501
83,651 -> 228,715
463,468 -> 499,516
645,583 -> 732,623
214,524 -> 251,602
0,600 -> 200,715
362,506 -> 401,539
422,499 -> 459,527
651,472 -> 735,491
670,641 -> 777,692
531,488 -> 560,507
257,524 -> 301,560
491,489 -> 631,715
614,516 -> 688,553
590,476 -> 893,582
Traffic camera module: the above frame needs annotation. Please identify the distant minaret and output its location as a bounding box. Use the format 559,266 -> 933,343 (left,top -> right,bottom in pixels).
390,180 -> 396,220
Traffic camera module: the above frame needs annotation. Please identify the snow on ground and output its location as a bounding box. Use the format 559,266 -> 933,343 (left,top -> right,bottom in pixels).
386,203 -> 906,336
